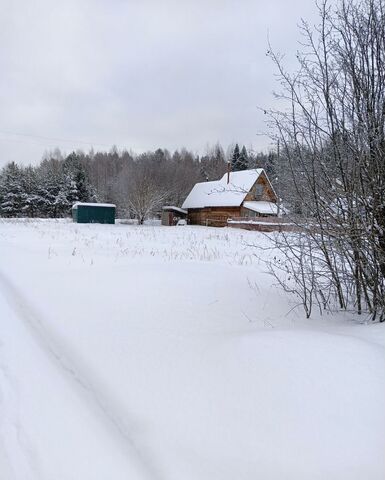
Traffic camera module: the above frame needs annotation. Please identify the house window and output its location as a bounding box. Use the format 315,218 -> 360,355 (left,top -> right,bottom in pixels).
254,184 -> 264,199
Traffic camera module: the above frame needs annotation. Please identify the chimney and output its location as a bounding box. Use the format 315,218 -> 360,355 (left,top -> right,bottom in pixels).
227,161 -> 231,184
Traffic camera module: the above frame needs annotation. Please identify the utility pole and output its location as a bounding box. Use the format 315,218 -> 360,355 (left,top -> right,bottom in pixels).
277,139 -> 281,217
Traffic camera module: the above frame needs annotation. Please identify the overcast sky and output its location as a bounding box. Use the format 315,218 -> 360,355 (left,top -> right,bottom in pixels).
0,0 -> 318,166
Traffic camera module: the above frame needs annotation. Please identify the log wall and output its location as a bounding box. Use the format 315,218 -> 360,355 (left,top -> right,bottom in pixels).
188,207 -> 241,227
244,172 -> 276,203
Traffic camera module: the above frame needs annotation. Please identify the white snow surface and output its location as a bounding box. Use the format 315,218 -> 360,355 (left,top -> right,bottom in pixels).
162,206 -> 188,214
182,169 -> 263,209
0,219 -> 384,480
72,202 -> 116,209
243,200 -> 279,215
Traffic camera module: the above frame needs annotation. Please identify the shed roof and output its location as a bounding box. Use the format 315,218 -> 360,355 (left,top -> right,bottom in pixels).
72,202 -> 116,210
162,206 -> 188,214
182,169 -> 264,209
243,201 -> 279,215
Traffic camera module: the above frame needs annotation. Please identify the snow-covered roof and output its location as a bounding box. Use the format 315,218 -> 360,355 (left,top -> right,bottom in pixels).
72,202 -> 116,210
243,201 -> 279,215
182,169 -> 264,209
162,206 -> 188,214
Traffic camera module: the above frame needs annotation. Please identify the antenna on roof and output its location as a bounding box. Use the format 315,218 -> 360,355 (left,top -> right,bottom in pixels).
227,161 -> 231,184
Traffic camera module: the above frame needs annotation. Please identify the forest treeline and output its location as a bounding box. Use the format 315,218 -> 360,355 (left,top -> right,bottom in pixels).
0,144 -> 278,219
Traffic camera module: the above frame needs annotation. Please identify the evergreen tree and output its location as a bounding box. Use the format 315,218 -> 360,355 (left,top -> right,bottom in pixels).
53,182 -> 71,216
63,152 -> 94,204
74,167 -> 92,202
238,146 -> 249,170
231,144 -> 240,171
21,166 -> 48,217
43,171 -> 62,217
37,160 -> 64,217
0,163 -> 24,217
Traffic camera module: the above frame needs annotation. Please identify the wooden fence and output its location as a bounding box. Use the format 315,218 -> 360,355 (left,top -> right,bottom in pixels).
227,216 -> 298,232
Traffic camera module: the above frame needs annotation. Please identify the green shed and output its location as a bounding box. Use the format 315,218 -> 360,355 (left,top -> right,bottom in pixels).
72,202 -> 116,224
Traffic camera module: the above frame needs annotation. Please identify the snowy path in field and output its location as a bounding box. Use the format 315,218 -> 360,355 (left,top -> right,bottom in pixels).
0,220 -> 385,479
0,269 -> 165,480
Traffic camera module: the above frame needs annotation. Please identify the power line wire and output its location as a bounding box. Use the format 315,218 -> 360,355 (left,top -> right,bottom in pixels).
0,130 -> 122,149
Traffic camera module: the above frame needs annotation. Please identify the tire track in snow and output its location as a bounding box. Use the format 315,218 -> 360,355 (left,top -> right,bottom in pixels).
0,362 -> 42,480
0,270 -> 166,480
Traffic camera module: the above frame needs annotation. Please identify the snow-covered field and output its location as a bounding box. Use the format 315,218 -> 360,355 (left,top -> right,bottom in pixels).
0,219 -> 384,480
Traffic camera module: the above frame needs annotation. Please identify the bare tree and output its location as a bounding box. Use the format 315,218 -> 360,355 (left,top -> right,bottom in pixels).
265,0 -> 385,320
127,158 -> 168,224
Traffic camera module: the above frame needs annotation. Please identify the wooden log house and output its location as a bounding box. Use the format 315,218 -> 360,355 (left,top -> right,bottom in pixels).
182,168 -> 278,227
